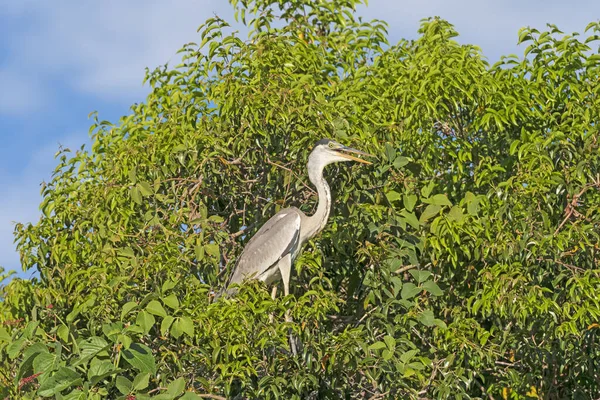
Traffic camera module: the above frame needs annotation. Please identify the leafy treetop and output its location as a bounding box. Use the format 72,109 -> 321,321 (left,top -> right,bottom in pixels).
1,0 -> 600,398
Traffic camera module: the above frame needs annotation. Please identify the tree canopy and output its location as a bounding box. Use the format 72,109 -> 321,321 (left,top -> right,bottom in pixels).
2,0 -> 600,398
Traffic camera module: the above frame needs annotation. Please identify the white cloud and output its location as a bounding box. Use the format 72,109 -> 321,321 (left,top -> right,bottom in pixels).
362,0 -> 600,61
1,0 -> 236,113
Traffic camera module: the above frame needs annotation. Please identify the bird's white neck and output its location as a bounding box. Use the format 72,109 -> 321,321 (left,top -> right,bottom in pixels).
304,159 -> 332,241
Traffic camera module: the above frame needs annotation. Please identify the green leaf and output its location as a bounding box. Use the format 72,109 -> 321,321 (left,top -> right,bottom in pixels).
393,156 -> 409,169
447,205 -> 464,223
418,310 -> 436,327
172,143 -> 187,153
133,372 -> 151,391
7,337 -> 26,359
205,243 -> 220,258
434,319 -> 447,329
421,181 -> 435,198
194,244 -> 205,261
131,187 -> 142,205
386,190 -> 401,202
102,322 -> 123,340
22,321 -> 39,339
384,143 -> 396,161
465,192 -> 480,215
57,324 -> 70,342
122,343 -> 157,374
423,194 -> 452,207
66,306 -> 80,323
23,342 -> 47,359
121,301 -> 138,320
18,344 -> 47,381
138,181 -> 154,196
419,204 -> 441,223
400,210 -> 419,229
161,315 -> 175,337
161,279 -> 177,293
37,367 -> 82,397
74,336 -> 109,366
409,269 -> 432,283
383,335 -> 396,351
128,167 -> 137,184
208,215 -> 224,223
368,341 -> 386,351
62,389 -> 86,400
119,247 -> 135,258
173,316 -> 195,338
180,393 -> 202,400
403,194 -> 417,212
33,352 -> 56,374
116,375 -> 133,395
166,377 -> 186,396
423,280 -> 443,296
119,334 -> 132,349
467,200 -> 480,215
171,318 -> 183,339
400,349 -> 419,363
42,201 -> 55,218
0,326 -> 11,342
136,310 -> 156,335
163,293 -> 180,310
87,360 -> 114,381
382,349 -> 394,361
401,283 -> 421,300
146,300 -> 167,317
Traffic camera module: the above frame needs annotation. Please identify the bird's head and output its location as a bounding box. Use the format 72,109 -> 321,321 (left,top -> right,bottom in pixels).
309,139 -> 374,167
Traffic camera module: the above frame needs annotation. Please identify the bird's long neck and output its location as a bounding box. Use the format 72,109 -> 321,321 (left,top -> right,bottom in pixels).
303,160 -> 332,241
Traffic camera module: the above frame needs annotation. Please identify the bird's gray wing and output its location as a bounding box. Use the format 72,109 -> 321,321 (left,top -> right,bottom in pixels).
227,208 -> 302,286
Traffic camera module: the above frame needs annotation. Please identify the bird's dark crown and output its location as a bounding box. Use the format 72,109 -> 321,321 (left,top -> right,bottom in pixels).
313,138 -> 334,149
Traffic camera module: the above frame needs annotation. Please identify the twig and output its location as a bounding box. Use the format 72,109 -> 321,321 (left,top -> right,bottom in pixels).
266,158 -> 294,173
197,394 -> 227,400
393,264 -> 418,274
230,223 -> 256,239
495,360 -> 519,367
368,391 -> 390,400
148,386 -> 225,400
216,266 -> 230,279
147,387 -> 167,394
536,257 -> 584,273
218,149 -> 250,166
266,158 -> 317,195
417,360 -> 439,397
219,156 -> 243,165
355,306 -> 377,326
555,181 -> 600,235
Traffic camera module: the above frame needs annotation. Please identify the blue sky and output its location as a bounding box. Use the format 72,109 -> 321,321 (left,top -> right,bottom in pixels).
1,0 -> 598,280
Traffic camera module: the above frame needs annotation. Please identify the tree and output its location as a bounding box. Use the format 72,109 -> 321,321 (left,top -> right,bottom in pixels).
1,0 -> 600,398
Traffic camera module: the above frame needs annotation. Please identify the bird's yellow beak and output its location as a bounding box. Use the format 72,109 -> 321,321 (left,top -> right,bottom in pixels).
336,146 -> 375,164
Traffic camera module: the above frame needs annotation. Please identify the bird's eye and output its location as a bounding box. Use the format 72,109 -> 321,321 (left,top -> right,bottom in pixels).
328,142 -> 335,148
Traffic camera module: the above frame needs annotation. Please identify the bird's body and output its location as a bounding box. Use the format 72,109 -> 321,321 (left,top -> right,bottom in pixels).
227,207 -> 304,289
219,139 -> 372,301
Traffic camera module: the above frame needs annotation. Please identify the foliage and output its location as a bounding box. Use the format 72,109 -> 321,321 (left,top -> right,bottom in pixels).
2,0 -> 600,398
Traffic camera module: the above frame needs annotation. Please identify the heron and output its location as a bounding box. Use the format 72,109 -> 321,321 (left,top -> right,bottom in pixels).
217,139 -> 373,352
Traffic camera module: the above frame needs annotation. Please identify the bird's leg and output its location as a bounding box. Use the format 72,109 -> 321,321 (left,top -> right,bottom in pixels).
269,286 -> 278,324
278,255 -> 299,356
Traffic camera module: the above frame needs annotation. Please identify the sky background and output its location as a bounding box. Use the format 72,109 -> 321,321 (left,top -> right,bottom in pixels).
1,0 -> 599,280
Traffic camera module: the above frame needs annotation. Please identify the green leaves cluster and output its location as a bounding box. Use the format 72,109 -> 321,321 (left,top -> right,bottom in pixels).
1,0 -> 600,398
